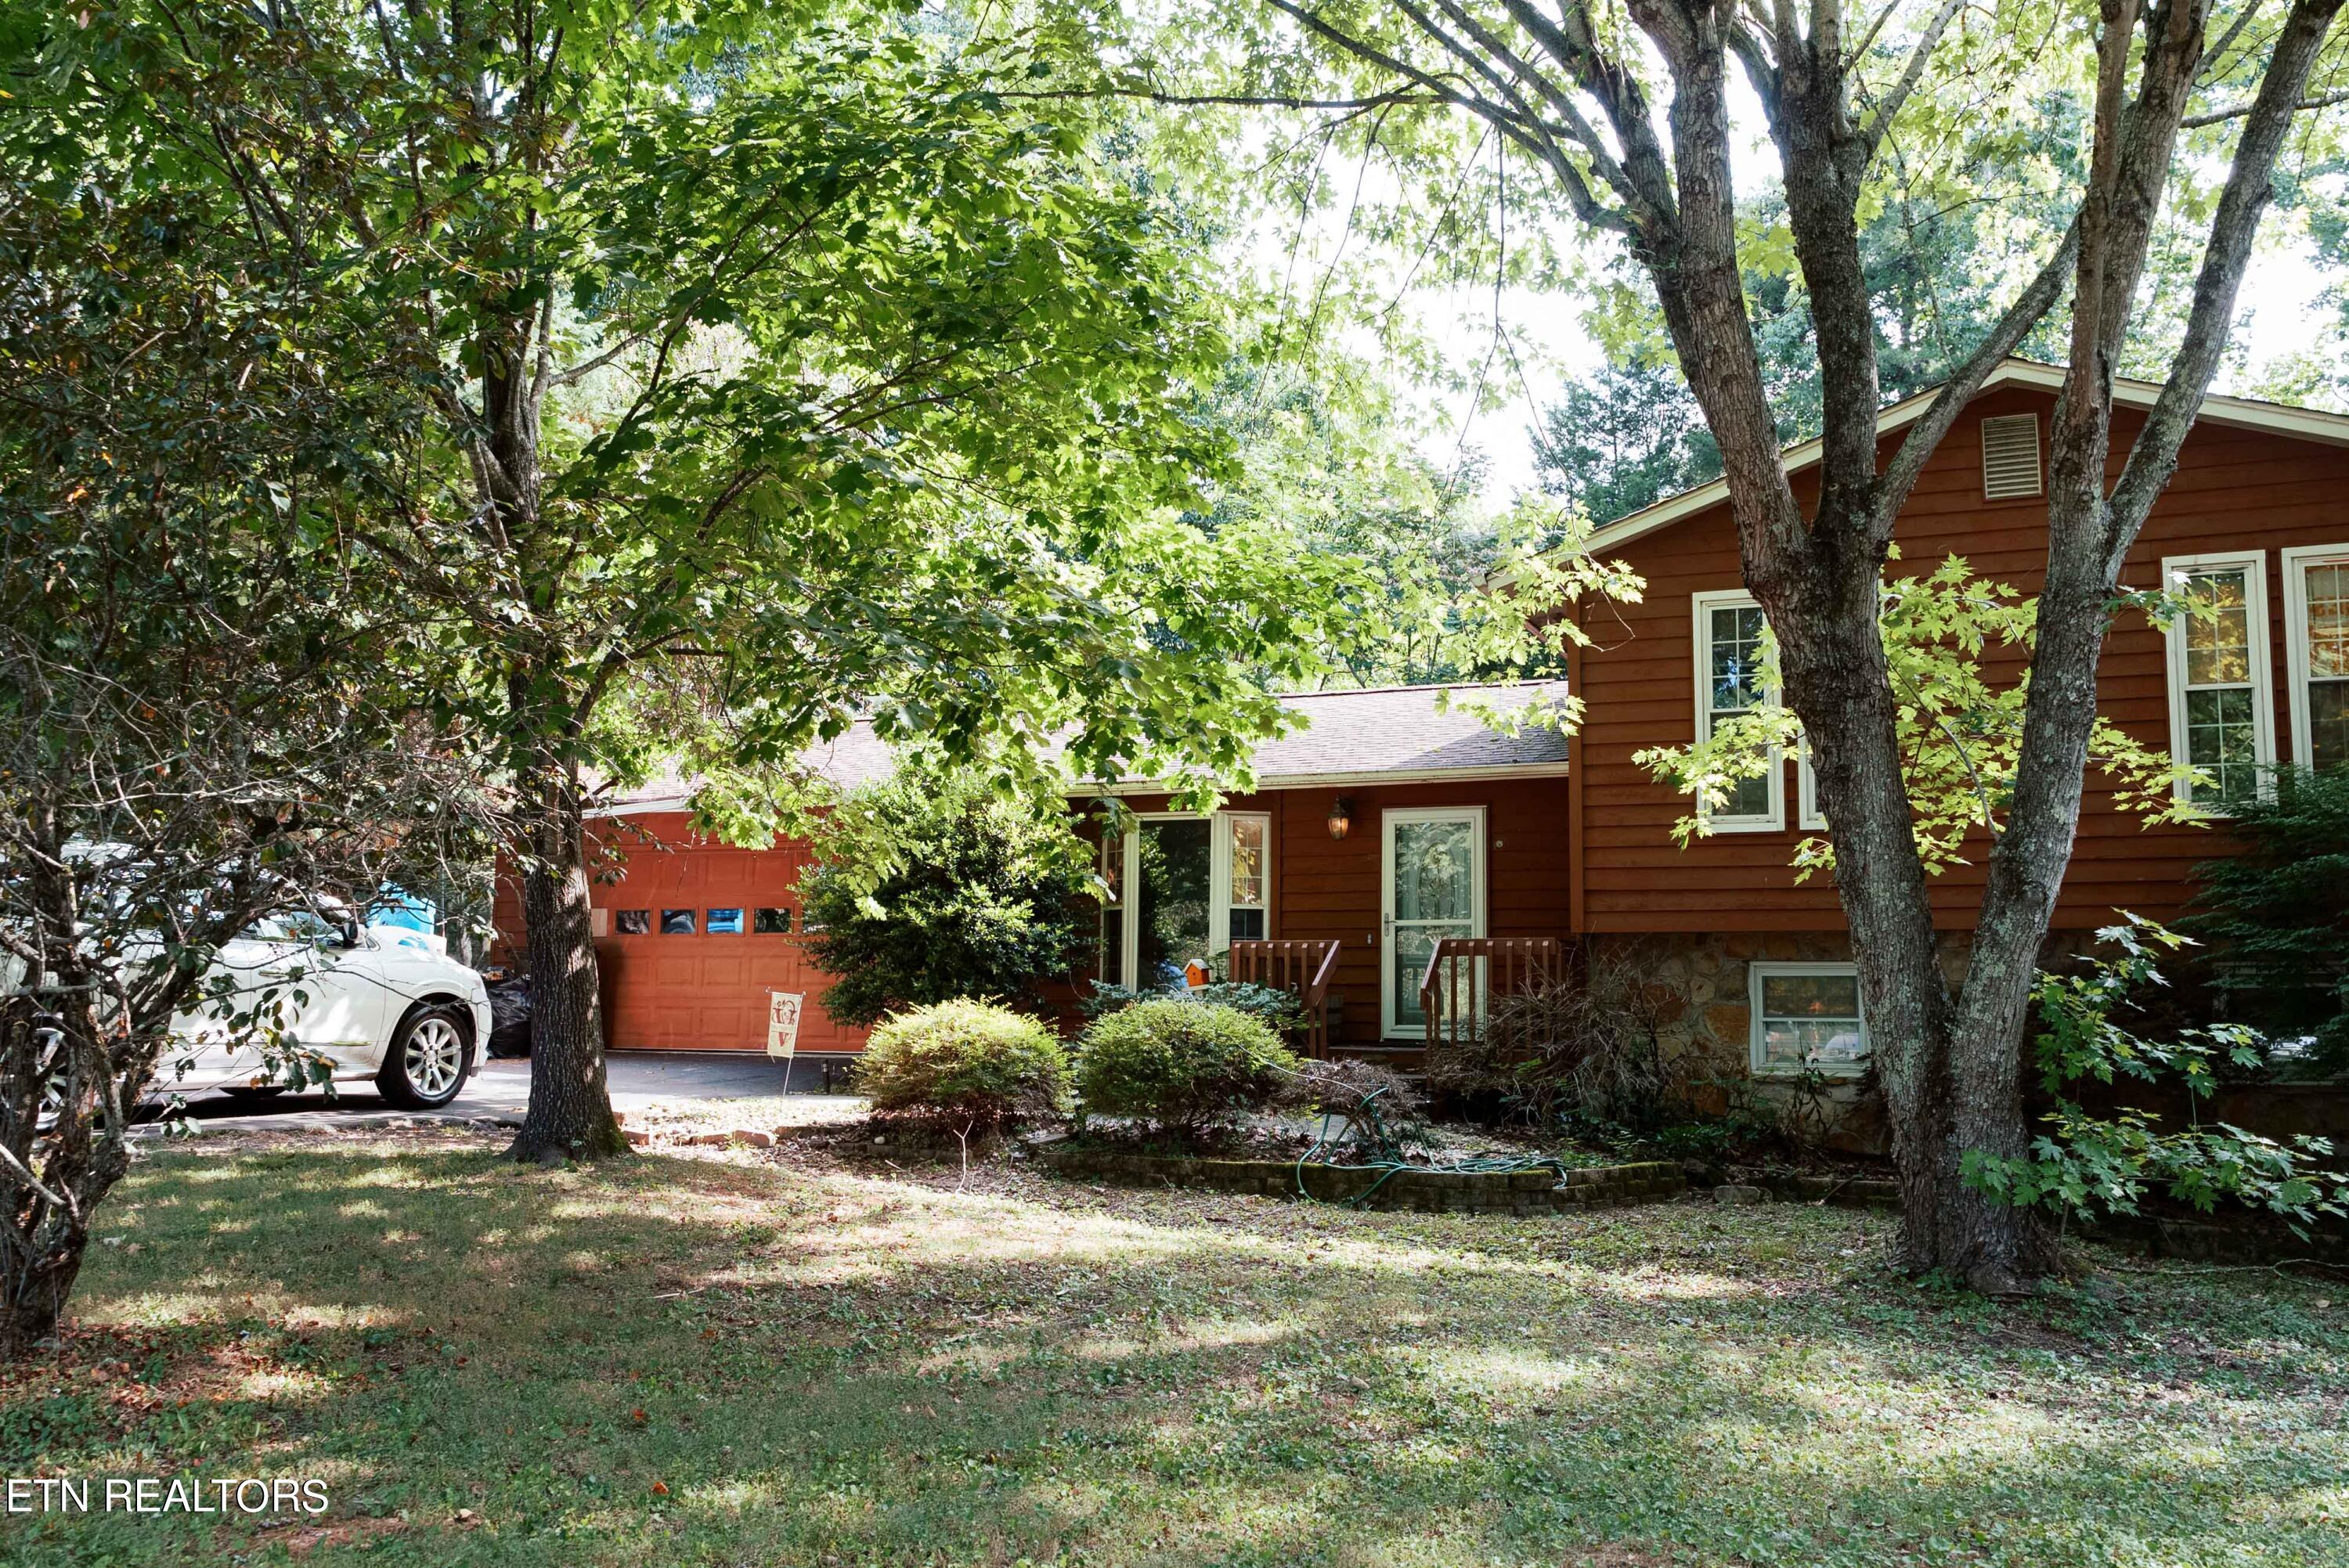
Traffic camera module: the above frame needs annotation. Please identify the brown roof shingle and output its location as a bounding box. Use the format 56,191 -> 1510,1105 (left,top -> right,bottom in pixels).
595,679 -> 1570,813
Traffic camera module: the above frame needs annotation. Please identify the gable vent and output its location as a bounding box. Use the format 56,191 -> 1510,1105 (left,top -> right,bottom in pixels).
1980,413 -> 2042,500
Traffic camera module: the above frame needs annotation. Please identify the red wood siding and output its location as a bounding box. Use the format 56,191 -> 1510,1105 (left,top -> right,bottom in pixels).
1569,385 -> 2349,932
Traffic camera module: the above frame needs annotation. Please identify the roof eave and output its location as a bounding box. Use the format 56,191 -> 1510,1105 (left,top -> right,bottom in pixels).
1077,761 -> 1573,798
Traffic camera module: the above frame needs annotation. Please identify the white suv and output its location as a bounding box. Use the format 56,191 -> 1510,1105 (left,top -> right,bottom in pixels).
164,912 -> 493,1110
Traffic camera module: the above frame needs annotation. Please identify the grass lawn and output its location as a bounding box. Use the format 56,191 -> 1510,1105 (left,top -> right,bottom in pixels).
4,1126 -> 2345,1567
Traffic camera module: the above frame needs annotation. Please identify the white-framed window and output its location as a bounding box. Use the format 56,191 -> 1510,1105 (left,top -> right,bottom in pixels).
1748,962 -> 1868,1077
2282,543 -> 2349,773
1691,589 -> 1784,831
1214,812 -> 1272,943
1096,831 -> 1126,988
2162,551 -> 2275,811
1797,741 -> 1826,831
1100,812 -> 1273,991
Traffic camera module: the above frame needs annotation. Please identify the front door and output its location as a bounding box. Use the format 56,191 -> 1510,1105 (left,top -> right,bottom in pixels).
1381,808 -> 1485,1039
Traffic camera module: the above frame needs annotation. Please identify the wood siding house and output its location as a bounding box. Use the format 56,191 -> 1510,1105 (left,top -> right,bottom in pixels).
497,360 -> 2349,1102
1549,360 -> 2349,1098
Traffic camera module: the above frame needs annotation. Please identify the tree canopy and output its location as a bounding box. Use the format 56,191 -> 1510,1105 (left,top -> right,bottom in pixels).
0,86 -> 496,1350
20,0 -> 1395,1159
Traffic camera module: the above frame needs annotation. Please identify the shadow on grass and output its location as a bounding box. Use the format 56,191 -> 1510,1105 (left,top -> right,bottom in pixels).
3,1136 -> 2343,1568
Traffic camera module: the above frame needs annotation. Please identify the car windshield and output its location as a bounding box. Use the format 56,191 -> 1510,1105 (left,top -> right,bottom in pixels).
240,910 -> 340,945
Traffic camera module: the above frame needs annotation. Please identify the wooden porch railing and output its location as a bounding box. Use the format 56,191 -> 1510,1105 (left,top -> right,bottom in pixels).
1227,938 -> 1343,1059
1420,937 -> 1564,1048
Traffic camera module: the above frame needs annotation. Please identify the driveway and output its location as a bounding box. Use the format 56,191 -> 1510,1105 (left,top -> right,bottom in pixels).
152,1050 -> 861,1134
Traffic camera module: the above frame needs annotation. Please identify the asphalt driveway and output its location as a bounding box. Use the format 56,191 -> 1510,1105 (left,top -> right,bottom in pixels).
153,1050 -> 860,1134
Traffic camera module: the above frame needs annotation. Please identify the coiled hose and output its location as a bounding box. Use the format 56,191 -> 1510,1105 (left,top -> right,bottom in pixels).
1291,1083 -> 1571,1206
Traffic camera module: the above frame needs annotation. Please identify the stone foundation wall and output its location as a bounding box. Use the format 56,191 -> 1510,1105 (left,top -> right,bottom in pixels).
1588,927 -> 2171,1155
1038,1144 -> 1687,1215
1582,931 -> 1913,1152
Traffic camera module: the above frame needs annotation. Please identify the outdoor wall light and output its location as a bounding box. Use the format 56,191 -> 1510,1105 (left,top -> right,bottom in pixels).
1327,797 -> 1354,841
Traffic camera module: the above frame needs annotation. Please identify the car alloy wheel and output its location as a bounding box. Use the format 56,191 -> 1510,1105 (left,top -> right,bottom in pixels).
405,1015 -> 465,1100
379,1006 -> 472,1109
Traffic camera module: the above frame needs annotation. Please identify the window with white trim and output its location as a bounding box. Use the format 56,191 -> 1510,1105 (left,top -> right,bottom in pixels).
1099,812 -> 1272,990
2282,543 -> 2349,772
1797,741 -> 1826,831
1217,813 -> 1271,943
2163,552 -> 2275,810
1096,832 -> 1125,987
1749,963 -> 1867,1077
1692,589 -> 1784,830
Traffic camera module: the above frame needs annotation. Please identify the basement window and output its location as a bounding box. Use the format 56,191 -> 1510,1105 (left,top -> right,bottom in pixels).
1980,413 -> 2042,500
1749,963 -> 1867,1077
615,910 -> 650,935
754,907 -> 792,934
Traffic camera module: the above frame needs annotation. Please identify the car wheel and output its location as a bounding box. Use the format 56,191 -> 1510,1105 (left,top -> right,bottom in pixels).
378,1006 -> 472,1110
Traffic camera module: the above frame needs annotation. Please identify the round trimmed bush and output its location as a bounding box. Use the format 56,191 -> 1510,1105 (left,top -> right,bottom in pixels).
853,999 -> 1071,1130
1074,1000 -> 1301,1132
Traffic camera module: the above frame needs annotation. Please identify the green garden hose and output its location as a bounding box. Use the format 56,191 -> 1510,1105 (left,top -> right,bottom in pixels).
1291,1084 -> 1571,1207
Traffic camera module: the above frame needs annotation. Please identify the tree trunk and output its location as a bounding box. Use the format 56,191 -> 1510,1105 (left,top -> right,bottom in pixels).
505,758 -> 627,1164
1765,529 -> 1967,1272
0,1242 -> 88,1360
1936,575 -> 2120,1289
2,985 -> 129,1361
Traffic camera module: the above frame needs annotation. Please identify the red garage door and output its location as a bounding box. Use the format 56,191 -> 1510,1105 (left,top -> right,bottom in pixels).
588,814 -> 869,1054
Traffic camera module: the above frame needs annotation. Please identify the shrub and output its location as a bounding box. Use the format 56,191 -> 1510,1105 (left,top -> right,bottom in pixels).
1074,1000 -> 1299,1133
1964,917 -> 2349,1231
1277,1058 -> 1428,1159
1278,1057 -> 1426,1122
853,999 -> 1071,1131
798,768 -> 1094,1028
1427,944 -> 1677,1132
1081,979 -> 1303,1035
2185,766 -> 2349,1077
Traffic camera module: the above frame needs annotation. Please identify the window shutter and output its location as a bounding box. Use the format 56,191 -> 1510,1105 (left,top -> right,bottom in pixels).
1980,413 -> 2042,500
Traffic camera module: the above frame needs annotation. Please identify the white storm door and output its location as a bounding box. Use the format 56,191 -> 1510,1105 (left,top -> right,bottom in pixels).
1380,807 -> 1485,1039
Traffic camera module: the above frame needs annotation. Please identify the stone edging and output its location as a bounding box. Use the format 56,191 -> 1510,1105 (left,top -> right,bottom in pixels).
1037,1144 -> 1686,1214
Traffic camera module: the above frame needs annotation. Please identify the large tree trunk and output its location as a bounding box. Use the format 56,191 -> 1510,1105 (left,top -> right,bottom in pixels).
1766,542 -> 1974,1271
2,982 -> 128,1360
506,757 -> 627,1164
1,1230 -> 90,1360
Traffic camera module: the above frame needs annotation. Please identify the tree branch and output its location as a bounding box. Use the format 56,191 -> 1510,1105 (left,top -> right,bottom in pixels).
1874,214 -> 2083,535
2180,82 -> 2349,124
1858,0 -> 1968,160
